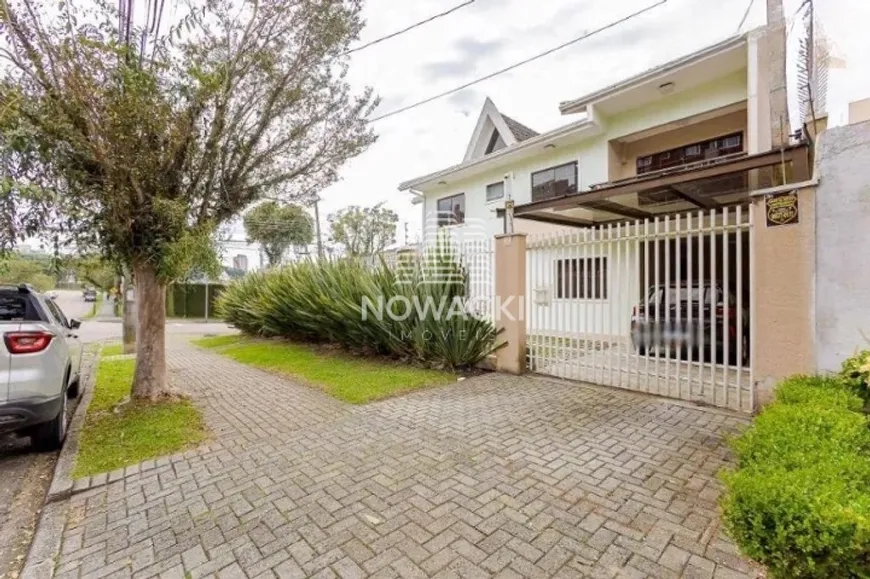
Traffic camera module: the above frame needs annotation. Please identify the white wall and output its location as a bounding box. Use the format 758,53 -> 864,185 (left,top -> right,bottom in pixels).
815,122 -> 870,371
525,230 -> 640,338
422,136 -> 608,243
604,71 -> 749,140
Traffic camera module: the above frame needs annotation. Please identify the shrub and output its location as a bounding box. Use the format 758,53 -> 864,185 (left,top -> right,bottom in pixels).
774,375 -> 865,412
729,402 -> 870,471
840,350 -> 870,401
721,372 -> 870,578
214,248 -> 499,370
721,464 -> 870,578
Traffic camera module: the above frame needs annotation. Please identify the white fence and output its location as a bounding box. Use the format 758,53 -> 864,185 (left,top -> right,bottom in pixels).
365,239 -> 496,322
526,206 -> 754,412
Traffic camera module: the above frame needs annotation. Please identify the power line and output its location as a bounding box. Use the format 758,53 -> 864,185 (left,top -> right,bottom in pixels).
343,1 -> 475,56
368,0 -> 667,123
735,0 -> 754,34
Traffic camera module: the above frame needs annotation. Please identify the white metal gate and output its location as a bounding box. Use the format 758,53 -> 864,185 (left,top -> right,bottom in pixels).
526,206 -> 753,412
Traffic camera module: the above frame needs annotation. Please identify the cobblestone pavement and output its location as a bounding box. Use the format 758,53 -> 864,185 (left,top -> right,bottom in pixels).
49,340 -> 758,579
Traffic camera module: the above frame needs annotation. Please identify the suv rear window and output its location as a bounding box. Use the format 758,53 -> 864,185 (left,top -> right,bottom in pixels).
0,291 -> 41,321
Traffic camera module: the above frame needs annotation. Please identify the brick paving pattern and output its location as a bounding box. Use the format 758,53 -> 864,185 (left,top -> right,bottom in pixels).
51,340 -> 758,579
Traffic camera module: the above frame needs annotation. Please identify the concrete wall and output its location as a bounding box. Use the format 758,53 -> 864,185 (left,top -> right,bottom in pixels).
815,122 -> 870,372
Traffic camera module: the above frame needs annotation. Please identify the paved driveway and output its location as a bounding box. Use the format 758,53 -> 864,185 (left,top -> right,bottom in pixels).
42,341 -> 757,579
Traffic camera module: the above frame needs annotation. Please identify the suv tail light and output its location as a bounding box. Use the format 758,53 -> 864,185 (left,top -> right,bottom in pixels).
4,331 -> 54,354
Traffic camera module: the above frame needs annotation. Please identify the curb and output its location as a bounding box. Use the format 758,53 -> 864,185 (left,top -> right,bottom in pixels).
19,501 -> 68,579
45,358 -> 98,504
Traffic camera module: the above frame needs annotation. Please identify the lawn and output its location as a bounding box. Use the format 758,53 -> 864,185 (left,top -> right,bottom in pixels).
194,335 -> 457,404
100,342 -> 126,357
74,358 -> 206,478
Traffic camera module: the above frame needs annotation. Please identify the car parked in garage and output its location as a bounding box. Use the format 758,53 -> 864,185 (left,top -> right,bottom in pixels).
0,284 -> 83,450
630,281 -> 749,365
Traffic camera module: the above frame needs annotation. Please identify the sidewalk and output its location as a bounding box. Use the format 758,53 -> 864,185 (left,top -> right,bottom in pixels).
96,297 -> 117,320
25,339 -> 757,579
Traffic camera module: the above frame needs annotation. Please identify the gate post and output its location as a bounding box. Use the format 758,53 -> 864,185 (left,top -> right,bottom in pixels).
751,185 -> 817,408
494,233 -> 526,374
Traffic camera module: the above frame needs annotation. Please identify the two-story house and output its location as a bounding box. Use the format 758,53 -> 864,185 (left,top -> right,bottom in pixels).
400,27 -> 807,238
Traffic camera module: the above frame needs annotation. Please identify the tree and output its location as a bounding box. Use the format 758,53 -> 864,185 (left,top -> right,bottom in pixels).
243,201 -> 314,266
328,204 -> 398,256
0,0 -> 377,399
0,253 -> 54,291
72,254 -> 116,291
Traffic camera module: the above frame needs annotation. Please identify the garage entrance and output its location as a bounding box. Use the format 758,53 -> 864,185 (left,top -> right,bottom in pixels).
525,205 -> 753,412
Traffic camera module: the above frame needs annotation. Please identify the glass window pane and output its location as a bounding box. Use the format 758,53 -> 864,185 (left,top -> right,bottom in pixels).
486,182 -> 504,201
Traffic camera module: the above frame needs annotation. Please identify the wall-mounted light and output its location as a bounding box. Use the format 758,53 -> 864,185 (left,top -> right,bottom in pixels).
658,82 -> 675,95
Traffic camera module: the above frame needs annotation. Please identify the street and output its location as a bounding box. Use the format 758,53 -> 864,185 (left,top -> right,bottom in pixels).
0,290 -> 91,579
0,290 -> 234,579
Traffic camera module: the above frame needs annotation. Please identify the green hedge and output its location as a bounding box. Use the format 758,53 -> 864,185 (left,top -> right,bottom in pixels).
214,249 -> 499,370
166,283 -> 225,318
720,367 -> 870,578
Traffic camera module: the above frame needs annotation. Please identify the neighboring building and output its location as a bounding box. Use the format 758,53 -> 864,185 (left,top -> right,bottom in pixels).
232,254 -> 249,271
849,97 -> 870,125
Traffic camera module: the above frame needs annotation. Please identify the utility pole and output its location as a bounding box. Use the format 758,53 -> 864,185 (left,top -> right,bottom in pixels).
403,222 -> 409,246
313,197 -> 324,259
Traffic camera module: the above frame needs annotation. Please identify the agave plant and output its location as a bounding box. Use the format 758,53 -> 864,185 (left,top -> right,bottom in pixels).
215,246 -> 499,370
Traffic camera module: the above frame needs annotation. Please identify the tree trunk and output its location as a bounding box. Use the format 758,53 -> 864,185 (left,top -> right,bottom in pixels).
131,261 -> 167,400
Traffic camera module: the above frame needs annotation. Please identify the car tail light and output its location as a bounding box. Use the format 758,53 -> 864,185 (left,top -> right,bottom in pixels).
4,331 -> 54,354
716,306 -> 738,319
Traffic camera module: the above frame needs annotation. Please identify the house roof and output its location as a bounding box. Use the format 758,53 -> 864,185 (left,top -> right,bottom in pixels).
399,97 -> 583,193
558,32 -> 750,116
399,117 -> 597,192
502,114 -> 539,142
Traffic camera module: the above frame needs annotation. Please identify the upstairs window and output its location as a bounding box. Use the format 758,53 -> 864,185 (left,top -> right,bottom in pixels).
531,162 -> 578,202
437,193 -> 465,227
636,132 -> 744,175
486,181 -> 505,202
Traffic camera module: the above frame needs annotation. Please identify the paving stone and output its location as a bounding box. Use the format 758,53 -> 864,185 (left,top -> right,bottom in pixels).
43,339 -> 757,578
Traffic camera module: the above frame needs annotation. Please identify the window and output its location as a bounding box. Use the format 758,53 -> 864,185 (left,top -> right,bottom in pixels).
554,257 -> 608,299
0,291 -> 37,321
636,132 -> 744,175
45,299 -> 69,327
436,193 -> 466,227
486,181 -> 505,202
531,162 -> 578,202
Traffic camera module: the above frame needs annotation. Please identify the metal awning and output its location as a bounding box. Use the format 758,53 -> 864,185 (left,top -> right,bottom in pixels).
513,143 -> 811,227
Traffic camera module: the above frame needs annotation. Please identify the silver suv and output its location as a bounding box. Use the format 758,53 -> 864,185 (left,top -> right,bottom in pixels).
0,285 -> 83,450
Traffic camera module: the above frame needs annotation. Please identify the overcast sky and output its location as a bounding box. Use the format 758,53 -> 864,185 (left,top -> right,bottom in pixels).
308,0 -> 867,246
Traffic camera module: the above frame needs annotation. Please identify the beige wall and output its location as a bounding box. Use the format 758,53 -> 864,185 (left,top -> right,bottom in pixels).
752,186 -> 816,407
608,109 -> 748,180
849,98 -> 870,125
494,233 -> 527,374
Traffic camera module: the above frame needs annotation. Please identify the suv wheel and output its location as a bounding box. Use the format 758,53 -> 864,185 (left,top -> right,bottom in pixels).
32,390 -> 68,451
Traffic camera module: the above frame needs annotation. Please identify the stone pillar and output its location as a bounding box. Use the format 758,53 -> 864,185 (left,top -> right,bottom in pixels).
494,233 -> 526,374
751,186 -> 816,407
